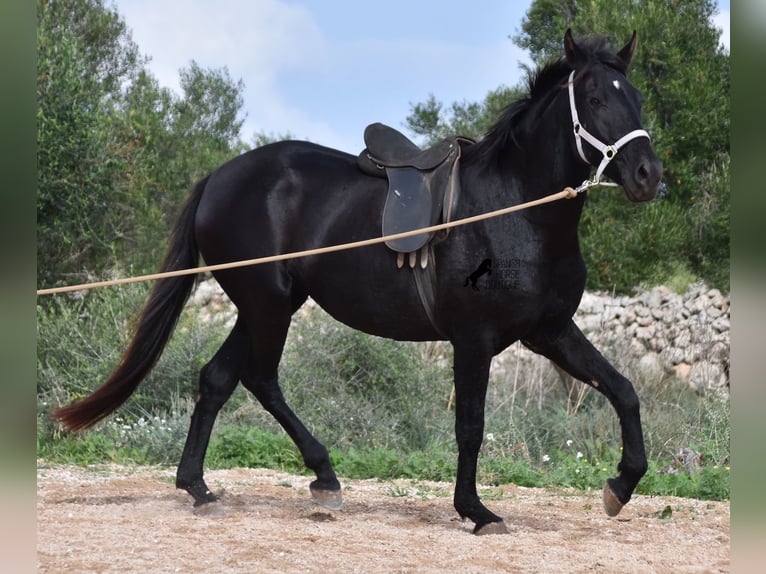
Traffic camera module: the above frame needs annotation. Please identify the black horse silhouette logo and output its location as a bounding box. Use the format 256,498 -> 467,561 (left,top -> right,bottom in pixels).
464,258 -> 492,291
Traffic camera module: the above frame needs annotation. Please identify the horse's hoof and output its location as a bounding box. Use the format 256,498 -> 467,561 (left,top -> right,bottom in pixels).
603,482 -> 624,517
474,520 -> 509,535
310,485 -> 343,510
192,500 -> 226,517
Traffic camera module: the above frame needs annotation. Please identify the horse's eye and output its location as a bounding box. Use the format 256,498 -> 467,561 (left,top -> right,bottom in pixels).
589,97 -> 601,107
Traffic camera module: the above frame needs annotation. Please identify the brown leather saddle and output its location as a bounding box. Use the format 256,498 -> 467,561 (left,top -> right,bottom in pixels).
358,122 -> 473,268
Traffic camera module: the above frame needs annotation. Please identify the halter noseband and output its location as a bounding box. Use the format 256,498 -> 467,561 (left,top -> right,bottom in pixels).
567,70 -> 650,188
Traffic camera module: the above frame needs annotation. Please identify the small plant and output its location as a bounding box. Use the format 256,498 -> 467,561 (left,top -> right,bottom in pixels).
206,426 -> 304,472
386,484 -> 411,498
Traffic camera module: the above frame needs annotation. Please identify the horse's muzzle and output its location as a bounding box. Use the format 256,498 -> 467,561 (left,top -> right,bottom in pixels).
625,155 -> 663,202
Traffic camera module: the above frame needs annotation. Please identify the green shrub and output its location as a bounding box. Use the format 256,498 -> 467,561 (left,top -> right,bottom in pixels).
207,426 -> 304,472
580,193 -> 691,293
37,279 -> 226,465
685,154 -> 730,291
578,153 -> 729,294
273,309 -> 455,452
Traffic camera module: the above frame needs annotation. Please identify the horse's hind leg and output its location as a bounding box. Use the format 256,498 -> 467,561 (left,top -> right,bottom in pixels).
239,310 -> 342,509
176,318 -> 250,505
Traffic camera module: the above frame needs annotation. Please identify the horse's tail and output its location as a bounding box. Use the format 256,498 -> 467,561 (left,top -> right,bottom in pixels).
51,176 -> 210,431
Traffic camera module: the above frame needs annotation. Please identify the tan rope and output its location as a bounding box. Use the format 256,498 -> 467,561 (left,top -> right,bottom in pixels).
36,187 -> 578,296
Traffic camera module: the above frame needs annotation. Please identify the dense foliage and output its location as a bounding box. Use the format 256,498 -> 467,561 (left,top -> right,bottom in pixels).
37,0 -> 246,288
407,0 -> 729,293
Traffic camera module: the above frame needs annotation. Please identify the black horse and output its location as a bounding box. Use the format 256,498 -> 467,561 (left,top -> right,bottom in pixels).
53,30 -> 662,535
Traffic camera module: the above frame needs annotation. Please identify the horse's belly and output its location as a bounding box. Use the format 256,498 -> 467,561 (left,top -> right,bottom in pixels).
304,260 -> 440,342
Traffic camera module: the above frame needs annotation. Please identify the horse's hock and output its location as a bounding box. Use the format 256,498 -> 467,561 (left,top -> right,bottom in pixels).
189,278 -> 730,394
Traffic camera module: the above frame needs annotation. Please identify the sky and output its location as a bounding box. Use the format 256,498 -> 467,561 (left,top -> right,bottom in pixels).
113,0 -> 730,154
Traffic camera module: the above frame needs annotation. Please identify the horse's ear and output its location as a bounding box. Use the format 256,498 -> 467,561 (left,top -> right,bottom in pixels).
563,28 -> 583,66
617,31 -> 638,70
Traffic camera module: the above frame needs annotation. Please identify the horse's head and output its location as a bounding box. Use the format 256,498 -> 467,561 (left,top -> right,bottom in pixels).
564,29 -> 663,202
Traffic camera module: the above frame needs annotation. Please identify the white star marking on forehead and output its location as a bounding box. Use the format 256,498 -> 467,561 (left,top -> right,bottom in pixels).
612,80 -> 622,90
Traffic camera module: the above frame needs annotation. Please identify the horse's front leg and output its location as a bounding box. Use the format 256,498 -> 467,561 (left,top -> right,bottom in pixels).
451,344 -> 508,535
524,319 -> 648,516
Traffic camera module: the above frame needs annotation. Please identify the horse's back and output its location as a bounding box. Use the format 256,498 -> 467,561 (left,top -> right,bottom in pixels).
195,141 -> 371,259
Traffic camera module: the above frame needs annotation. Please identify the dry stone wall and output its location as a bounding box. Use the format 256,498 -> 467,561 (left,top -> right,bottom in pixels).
188,279 -> 730,392
574,283 -> 729,391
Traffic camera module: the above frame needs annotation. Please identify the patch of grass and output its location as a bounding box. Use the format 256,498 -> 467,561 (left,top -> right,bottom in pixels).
206,426 -> 305,473
385,484 -> 411,498
329,443 -> 457,482
37,399 -> 195,467
37,280 -> 226,426
637,462 -> 730,501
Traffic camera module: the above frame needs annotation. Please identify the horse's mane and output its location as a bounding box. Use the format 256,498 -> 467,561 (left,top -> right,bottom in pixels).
469,35 -> 628,166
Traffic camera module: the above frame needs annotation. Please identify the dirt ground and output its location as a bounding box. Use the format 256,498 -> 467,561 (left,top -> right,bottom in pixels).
37,463 -> 729,573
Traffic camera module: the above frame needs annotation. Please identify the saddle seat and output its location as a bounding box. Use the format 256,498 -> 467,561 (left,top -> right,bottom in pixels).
357,122 -> 473,256
358,122 -> 458,172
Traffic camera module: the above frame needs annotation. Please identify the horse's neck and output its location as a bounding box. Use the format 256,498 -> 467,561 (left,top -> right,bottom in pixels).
463,138 -> 588,213
524,125 -> 590,193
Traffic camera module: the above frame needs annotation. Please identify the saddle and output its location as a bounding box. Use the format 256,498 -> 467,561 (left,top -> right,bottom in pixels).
358,122 -> 473,268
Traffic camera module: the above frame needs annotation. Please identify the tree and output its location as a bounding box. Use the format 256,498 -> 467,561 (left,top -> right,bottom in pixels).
406,0 -> 729,292
37,0 -> 248,287
406,86 -> 523,147
172,62 -> 245,169
37,0 -> 143,285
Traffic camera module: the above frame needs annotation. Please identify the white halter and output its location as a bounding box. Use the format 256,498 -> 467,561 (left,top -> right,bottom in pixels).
567,70 -> 650,190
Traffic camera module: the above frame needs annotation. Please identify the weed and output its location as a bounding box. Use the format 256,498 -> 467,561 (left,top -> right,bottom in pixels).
386,484 -> 411,498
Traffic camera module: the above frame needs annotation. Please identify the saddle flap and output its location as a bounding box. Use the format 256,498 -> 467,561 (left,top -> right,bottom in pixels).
382,167 -> 432,253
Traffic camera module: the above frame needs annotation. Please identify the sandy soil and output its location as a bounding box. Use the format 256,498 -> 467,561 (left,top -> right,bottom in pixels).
37,463 -> 729,573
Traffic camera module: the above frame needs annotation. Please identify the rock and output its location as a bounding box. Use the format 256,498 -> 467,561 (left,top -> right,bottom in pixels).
689,362 -> 726,392
638,352 -> 665,382
635,325 -> 655,340
712,317 -> 730,333
674,363 -> 692,380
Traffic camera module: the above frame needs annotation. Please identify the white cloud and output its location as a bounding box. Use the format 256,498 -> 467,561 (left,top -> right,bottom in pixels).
712,9 -> 730,52
116,0 -> 533,152
118,0 -> 336,144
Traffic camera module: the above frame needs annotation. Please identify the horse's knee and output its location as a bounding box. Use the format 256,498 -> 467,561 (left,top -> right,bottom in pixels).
609,375 -> 641,417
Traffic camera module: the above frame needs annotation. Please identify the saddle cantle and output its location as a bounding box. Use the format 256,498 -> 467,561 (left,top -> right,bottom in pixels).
357,122 -> 473,258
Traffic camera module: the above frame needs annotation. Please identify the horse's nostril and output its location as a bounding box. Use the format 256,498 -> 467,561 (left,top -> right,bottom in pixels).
635,159 -> 663,188
636,162 -> 649,183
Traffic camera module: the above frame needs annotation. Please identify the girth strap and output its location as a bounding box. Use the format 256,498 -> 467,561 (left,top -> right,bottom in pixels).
411,245 -> 446,338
